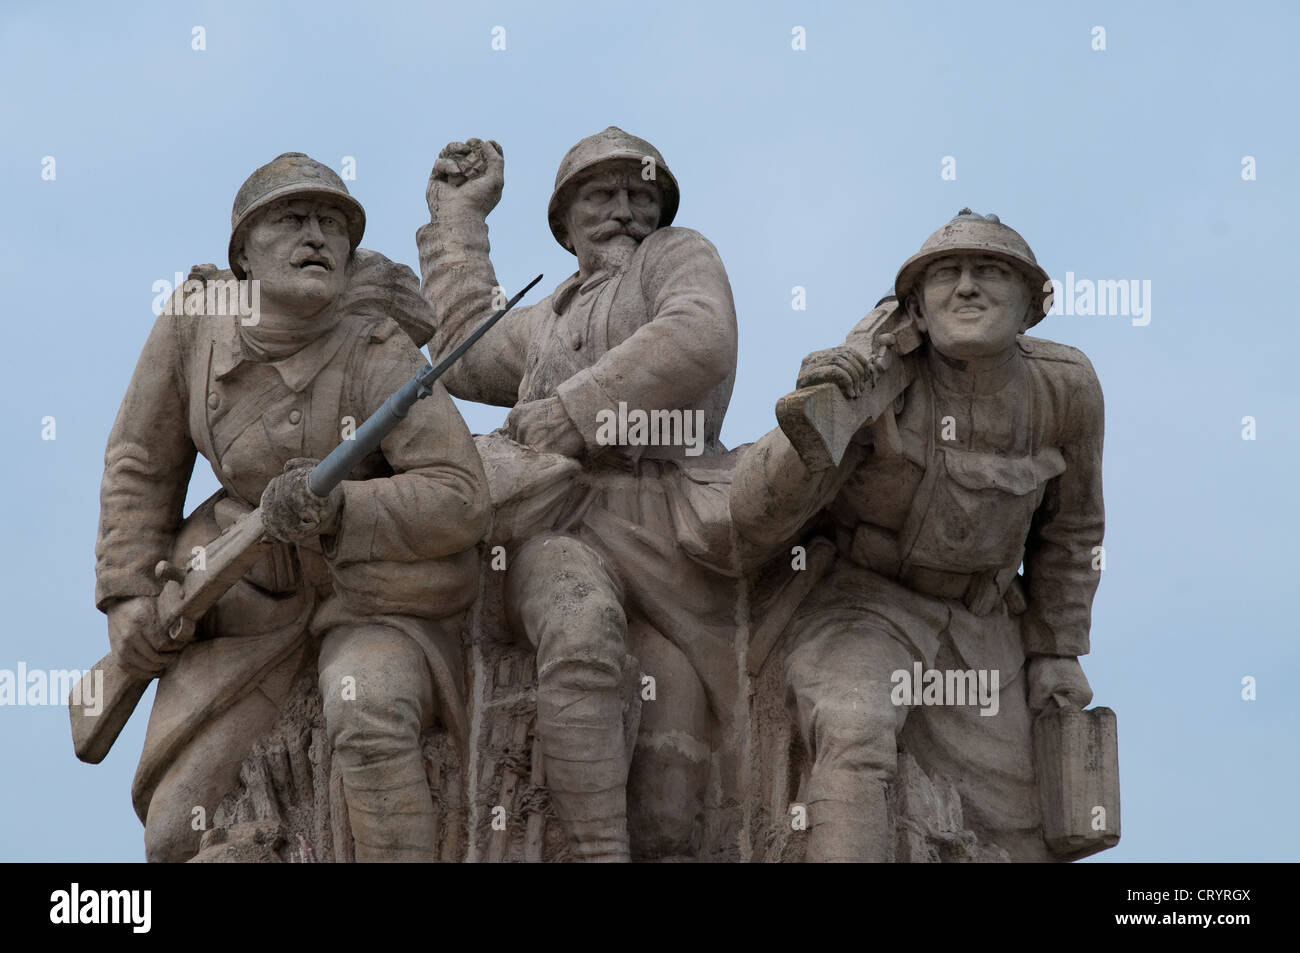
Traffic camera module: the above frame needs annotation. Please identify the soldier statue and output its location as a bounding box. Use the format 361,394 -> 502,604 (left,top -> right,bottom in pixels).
418,129 -> 741,861
92,153 -> 490,862
731,210 -> 1105,862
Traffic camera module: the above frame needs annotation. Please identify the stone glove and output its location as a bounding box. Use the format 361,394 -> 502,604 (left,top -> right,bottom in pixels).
505,396 -> 586,458
1027,655 -> 1094,712
259,458 -> 344,545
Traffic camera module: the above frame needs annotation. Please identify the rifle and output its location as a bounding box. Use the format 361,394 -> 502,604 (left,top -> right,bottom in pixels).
70,274 -> 543,764
775,297 -> 923,472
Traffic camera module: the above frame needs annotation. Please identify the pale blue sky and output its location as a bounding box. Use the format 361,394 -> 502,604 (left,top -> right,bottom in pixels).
2,0 -> 1296,861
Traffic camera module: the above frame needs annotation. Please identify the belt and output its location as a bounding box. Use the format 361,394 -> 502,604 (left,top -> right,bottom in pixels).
837,521 -> 1025,616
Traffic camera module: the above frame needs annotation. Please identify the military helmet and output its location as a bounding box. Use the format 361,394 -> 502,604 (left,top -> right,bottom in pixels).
547,126 -> 680,252
894,209 -> 1052,327
228,152 -> 366,279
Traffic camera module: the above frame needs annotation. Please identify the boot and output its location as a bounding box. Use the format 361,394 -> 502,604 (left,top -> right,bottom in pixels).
805,775 -> 891,863
341,755 -> 438,862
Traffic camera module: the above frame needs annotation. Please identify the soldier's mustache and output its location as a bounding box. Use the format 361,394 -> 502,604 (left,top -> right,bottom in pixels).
589,221 -> 652,243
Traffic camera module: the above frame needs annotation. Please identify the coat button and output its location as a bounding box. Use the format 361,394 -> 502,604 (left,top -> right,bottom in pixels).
288,409 -> 302,425
207,392 -> 220,410
572,337 -> 582,350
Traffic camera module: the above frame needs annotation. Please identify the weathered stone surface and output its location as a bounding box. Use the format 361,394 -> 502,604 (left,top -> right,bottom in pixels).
81,145 -> 1118,864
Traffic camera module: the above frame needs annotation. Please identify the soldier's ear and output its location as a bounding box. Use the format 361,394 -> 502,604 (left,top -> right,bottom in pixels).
905,293 -> 927,334
1019,274 -> 1038,332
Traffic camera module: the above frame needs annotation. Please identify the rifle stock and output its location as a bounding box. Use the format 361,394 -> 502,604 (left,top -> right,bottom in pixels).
776,300 -> 921,472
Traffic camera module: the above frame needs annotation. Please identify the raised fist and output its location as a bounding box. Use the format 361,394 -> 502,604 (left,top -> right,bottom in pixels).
426,138 -> 505,218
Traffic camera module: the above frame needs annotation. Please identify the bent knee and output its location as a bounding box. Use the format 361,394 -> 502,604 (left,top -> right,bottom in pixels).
319,627 -> 431,758
808,690 -> 901,774
144,801 -> 204,863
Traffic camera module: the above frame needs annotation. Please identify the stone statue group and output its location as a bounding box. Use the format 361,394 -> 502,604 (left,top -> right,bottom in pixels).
78,128 -> 1119,863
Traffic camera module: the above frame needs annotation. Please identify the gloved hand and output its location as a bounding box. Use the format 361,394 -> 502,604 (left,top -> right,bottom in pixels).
259,458 -> 344,544
505,396 -> 585,457
797,345 -> 876,399
1027,655 -> 1093,712
107,595 -> 178,678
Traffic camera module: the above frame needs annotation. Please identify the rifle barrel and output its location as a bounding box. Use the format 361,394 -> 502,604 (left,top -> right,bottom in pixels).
308,274 -> 542,497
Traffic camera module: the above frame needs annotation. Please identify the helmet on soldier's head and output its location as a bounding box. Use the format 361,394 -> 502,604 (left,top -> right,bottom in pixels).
894,209 -> 1053,328
547,127 -> 680,253
228,153 -> 366,279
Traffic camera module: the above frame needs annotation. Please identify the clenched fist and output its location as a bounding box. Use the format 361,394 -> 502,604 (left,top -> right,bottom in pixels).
1027,655 -> 1094,712
259,458 -> 344,545
427,138 -> 505,219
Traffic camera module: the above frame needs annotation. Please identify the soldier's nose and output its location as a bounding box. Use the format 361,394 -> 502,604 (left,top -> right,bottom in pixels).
301,215 -> 326,244
610,190 -> 633,222
955,266 -> 979,295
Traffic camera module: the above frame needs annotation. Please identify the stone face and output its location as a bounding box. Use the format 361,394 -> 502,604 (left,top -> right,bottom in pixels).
81,148 -> 1118,864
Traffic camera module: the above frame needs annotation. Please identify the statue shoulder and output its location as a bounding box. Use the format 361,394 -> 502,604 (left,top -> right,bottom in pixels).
1019,335 -> 1098,377
636,226 -> 731,300
1018,334 -> 1104,417
640,224 -> 723,262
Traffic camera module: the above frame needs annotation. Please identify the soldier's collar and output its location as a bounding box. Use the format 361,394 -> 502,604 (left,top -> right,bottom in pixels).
211,320 -> 244,379
551,268 -> 620,314
925,342 -> 1022,396
213,315 -> 352,392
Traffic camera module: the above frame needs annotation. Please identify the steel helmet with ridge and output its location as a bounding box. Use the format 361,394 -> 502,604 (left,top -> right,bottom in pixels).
228,152 -> 365,280
894,209 -> 1052,327
546,127 -> 680,253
